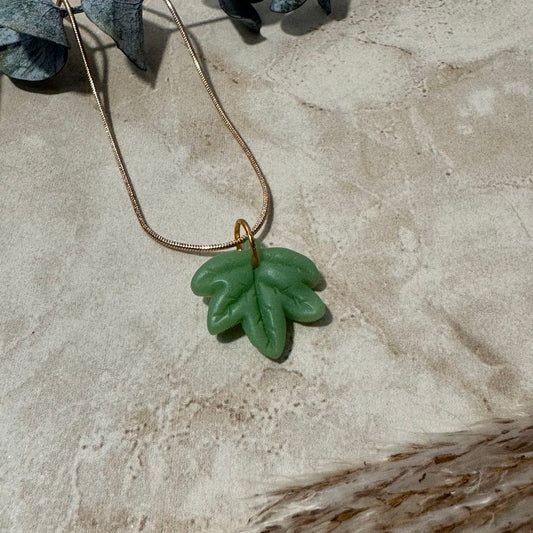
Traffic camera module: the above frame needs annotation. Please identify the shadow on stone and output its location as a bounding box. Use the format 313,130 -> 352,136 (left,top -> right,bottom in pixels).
217,324 -> 246,343
308,305 -> 333,327
128,19 -> 171,87
281,0 -> 351,35
215,321 -> 294,364
202,0 -> 352,40
315,272 -> 327,292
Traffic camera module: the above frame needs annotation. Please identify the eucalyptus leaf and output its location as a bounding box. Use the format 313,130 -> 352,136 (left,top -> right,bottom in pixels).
81,0 -> 146,69
0,0 -> 68,46
0,27 -> 68,81
219,0 -> 262,33
270,0 -> 307,14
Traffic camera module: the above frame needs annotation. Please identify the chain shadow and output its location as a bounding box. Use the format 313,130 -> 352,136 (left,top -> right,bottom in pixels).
216,308 -> 331,363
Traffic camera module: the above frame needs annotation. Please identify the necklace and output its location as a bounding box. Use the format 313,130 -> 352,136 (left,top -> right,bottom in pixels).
61,0 -> 326,361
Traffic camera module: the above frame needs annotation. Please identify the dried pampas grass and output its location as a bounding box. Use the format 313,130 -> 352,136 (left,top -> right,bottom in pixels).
247,415 -> 533,532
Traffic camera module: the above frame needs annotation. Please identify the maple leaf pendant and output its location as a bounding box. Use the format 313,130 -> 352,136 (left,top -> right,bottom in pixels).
191,241 -> 325,360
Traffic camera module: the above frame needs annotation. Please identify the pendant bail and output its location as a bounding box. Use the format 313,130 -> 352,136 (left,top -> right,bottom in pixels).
234,219 -> 259,268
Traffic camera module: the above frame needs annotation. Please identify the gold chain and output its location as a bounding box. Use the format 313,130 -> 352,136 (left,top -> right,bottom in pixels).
60,0 -> 271,252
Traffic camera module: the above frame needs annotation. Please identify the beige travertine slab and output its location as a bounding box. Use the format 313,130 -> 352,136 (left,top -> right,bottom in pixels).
1,0 -> 532,531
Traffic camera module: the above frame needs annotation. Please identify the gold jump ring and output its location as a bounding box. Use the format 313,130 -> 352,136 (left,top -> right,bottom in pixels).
234,219 -> 259,268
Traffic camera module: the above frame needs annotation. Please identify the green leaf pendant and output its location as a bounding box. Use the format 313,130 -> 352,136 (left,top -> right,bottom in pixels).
191,242 -> 326,360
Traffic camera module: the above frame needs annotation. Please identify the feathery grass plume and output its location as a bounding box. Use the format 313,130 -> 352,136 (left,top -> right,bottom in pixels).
247,415 -> 533,532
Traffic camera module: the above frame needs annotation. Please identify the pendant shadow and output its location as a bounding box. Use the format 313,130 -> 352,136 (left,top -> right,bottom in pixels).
216,322 -> 294,364
308,305 -> 333,328
314,271 -> 328,292
208,301 -> 332,364
216,324 -> 246,344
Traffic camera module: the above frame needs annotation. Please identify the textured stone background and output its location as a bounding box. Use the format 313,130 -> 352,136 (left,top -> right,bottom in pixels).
1,0 -> 532,531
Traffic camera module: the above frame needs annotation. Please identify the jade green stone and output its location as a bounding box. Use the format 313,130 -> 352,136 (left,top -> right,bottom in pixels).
191,242 -> 326,360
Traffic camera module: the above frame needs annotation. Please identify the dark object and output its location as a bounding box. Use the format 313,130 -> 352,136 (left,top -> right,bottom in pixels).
82,0 -> 145,69
220,0 -> 331,31
0,0 -> 331,81
0,0 -> 145,81
0,26 -> 68,81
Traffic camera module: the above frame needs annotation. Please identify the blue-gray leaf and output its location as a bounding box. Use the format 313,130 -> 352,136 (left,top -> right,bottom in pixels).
0,0 -> 68,47
81,0 -> 146,70
219,0 -> 262,33
270,0 -> 307,13
0,27 -> 68,81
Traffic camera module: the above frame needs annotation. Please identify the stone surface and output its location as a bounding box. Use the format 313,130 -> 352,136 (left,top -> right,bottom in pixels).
1,0 -> 532,531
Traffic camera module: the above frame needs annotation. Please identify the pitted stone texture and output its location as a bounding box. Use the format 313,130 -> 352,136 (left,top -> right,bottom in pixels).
1,0 -> 532,531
